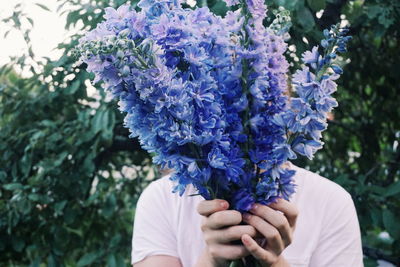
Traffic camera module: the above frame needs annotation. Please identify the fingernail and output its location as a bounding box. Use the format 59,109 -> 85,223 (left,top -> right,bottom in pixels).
251,204 -> 258,210
220,201 -> 228,209
242,235 -> 250,245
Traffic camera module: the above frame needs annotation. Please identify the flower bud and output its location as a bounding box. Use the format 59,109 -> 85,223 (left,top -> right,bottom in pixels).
121,65 -> 130,77
119,28 -> 131,37
116,50 -> 125,59
331,65 -> 343,74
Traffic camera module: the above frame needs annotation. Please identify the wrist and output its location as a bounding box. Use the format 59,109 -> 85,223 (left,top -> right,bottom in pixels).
270,255 -> 289,267
195,248 -> 230,267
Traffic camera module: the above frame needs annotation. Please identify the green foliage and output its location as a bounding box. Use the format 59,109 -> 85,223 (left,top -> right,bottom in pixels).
0,0 -> 399,266
266,0 -> 400,265
0,0 -> 154,265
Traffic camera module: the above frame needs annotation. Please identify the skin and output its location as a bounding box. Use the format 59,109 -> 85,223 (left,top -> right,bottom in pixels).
134,198 -> 298,267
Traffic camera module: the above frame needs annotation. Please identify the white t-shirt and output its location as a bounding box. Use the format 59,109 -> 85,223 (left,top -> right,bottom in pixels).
131,164 -> 363,267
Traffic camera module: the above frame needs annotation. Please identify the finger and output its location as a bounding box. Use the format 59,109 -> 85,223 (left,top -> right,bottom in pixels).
250,204 -> 292,247
243,213 -> 285,255
197,199 -> 229,216
208,244 -> 250,260
268,198 -> 299,228
210,225 -> 257,243
241,234 -> 277,265
206,210 -> 242,229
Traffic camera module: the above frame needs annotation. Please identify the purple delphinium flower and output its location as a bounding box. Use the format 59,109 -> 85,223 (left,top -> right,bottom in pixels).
75,0 -> 350,212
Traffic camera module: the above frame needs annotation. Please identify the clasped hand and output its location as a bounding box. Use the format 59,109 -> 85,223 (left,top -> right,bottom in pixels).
197,199 -> 298,267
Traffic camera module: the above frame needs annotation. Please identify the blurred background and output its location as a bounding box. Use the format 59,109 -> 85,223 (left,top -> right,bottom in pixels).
0,0 -> 398,266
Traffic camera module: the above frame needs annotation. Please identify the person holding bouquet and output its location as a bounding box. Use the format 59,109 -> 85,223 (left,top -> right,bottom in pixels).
74,0 -> 362,266
131,162 -> 363,267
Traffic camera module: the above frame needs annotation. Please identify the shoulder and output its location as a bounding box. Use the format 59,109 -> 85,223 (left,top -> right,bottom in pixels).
289,163 -> 359,234
283,164 -> 362,266
137,175 -> 174,203
139,174 -> 199,203
290,164 -> 353,206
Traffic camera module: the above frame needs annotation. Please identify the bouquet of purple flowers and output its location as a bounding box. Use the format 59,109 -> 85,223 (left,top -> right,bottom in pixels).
75,0 -> 350,212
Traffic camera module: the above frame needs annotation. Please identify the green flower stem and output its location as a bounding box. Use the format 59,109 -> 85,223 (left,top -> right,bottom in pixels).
238,0 -> 255,174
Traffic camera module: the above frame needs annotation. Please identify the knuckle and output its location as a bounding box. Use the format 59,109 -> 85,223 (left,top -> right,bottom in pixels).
264,254 -> 277,264
233,247 -> 248,259
292,205 -> 299,216
196,203 -> 204,214
239,246 -> 249,257
276,217 -> 288,231
200,220 -> 208,232
292,207 -> 299,220
260,254 -> 270,263
212,212 -> 223,223
208,246 -> 219,258
197,200 -> 209,215
246,214 -> 255,223
204,232 -> 214,244
224,227 -> 235,239
233,212 -> 242,224
286,232 -> 293,246
268,229 -> 280,241
245,225 -> 257,237
218,230 -> 229,243
249,244 -> 258,254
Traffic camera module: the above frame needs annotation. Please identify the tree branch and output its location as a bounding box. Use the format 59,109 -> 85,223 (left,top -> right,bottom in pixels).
363,245 -> 400,265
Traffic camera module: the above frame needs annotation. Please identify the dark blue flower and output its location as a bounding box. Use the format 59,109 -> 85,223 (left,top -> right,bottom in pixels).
231,188 -> 255,212
207,147 -> 229,169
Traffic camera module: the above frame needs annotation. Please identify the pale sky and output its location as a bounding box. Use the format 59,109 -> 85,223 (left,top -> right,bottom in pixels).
0,0 -> 67,67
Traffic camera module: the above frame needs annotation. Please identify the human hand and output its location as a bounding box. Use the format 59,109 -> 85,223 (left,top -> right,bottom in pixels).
196,199 -> 257,267
241,198 -> 298,267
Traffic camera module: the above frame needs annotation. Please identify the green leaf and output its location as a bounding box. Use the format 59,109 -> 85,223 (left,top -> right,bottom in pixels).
47,254 -> 57,267
27,17 -> 34,27
28,193 -> 40,202
210,1 -> 228,16
11,236 -> 25,252
54,200 -> 67,214
35,3 -> 51,12
366,5 -> 382,19
109,234 -> 121,248
3,183 -> 23,191
382,209 -> 400,239
4,30 -> 10,39
20,152 -> 32,177
115,254 -> 125,267
384,181 -> 400,197
65,226 -> 83,237
307,0 -> 326,11
53,151 -> 69,167
102,193 -> 117,218
66,10 -> 81,30
77,252 -> 98,267
66,80 -> 81,95
52,55 -> 68,68
0,171 -> 7,182
275,0 -> 301,11
107,254 -> 117,267
296,7 -> 315,32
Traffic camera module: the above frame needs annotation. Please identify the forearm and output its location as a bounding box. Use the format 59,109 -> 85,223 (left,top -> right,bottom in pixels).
195,249 -> 229,267
196,249 -> 289,267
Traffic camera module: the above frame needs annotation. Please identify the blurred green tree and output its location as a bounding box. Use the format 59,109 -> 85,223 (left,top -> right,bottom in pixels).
0,0 -> 399,266
0,1 -> 153,266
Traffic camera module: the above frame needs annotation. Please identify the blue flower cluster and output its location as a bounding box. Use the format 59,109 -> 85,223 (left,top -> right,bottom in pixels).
75,0 -> 350,212
273,25 -> 351,162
